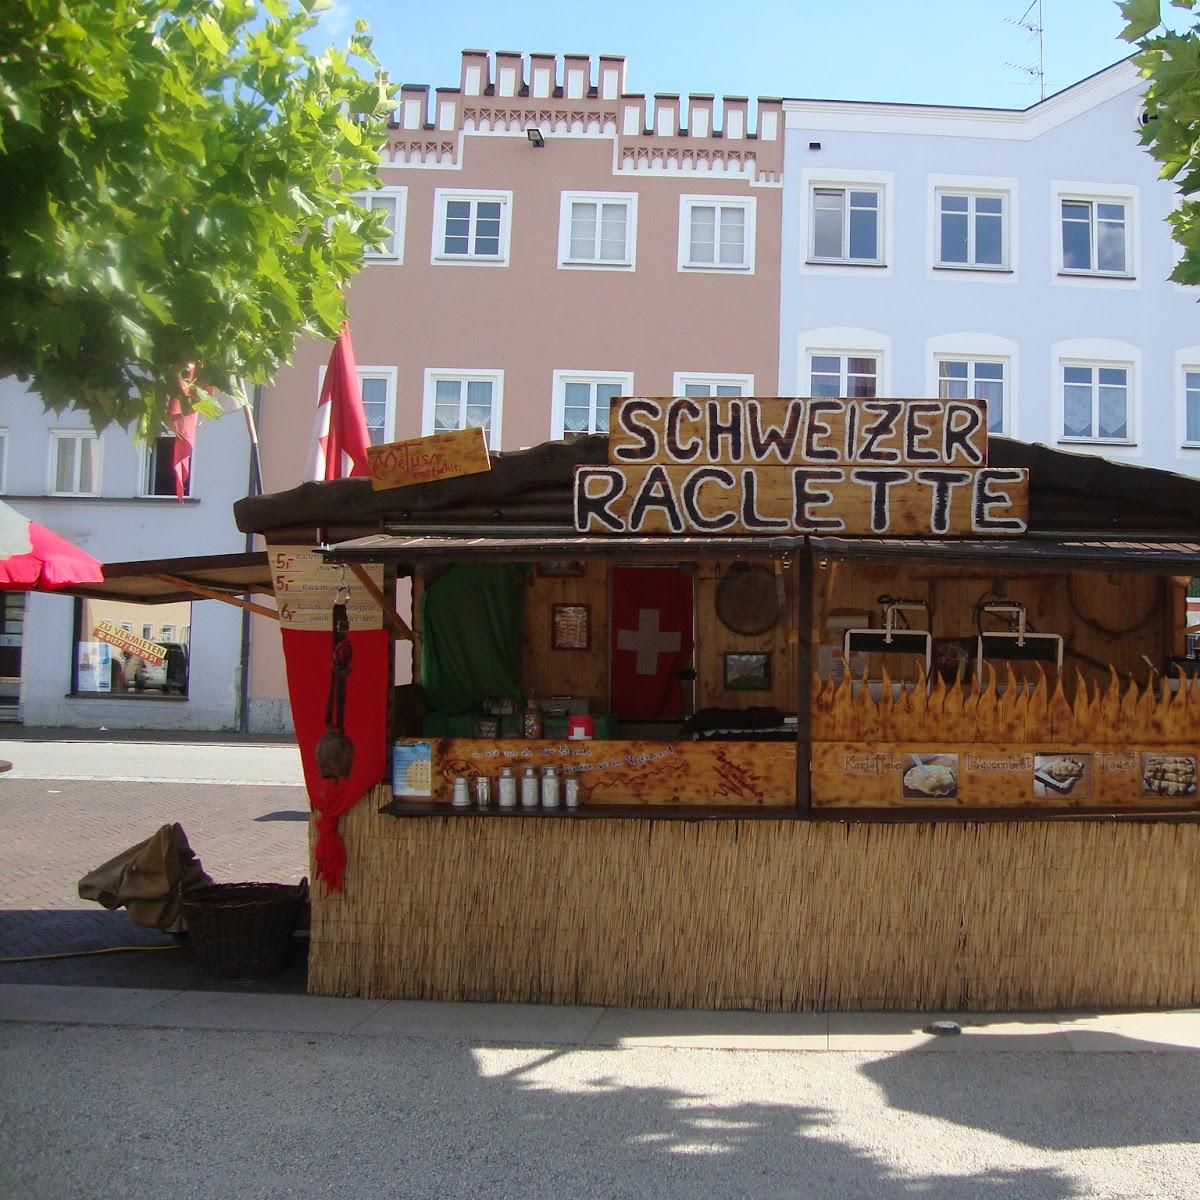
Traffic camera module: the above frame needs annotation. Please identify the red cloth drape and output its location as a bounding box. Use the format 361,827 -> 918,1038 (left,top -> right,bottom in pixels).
281,626 -> 389,891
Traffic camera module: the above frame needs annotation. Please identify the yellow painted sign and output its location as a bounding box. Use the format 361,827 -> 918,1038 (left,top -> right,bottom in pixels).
94,620 -> 166,666
366,427 -> 491,492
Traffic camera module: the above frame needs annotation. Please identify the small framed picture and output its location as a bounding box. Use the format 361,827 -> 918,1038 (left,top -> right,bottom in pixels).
723,651 -> 772,691
552,604 -> 591,651
537,560 -> 586,578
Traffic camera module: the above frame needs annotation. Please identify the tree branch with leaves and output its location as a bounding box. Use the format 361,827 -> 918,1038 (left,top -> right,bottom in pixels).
1120,0 -> 1200,286
0,0 -> 397,435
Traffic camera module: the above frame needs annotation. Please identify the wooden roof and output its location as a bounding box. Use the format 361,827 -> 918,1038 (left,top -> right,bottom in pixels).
235,434 -> 1200,542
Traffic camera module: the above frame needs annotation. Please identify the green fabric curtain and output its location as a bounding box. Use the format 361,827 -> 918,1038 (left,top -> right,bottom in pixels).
419,564 -> 524,712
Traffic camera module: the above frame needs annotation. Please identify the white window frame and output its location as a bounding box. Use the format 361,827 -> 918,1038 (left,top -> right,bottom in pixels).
671,372 -> 755,398
1052,338 -> 1140,451
0,428 -> 8,494
929,175 -> 1015,275
1052,181 -> 1139,287
925,333 -> 1018,438
557,192 -> 637,271
319,364 -> 397,447
796,326 -> 892,397
48,430 -> 100,497
935,358 -> 1008,435
799,169 -> 893,277
677,195 -> 756,273
807,352 -> 881,398
1175,345 -> 1200,451
431,189 -> 513,266
356,185 -> 407,264
140,435 -> 191,498
550,370 -> 634,439
421,369 -> 504,450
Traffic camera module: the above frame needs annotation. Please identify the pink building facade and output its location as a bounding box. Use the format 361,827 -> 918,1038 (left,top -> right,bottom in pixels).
247,51 -> 783,732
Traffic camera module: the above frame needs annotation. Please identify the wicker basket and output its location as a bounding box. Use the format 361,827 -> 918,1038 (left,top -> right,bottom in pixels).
182,880 -> 308,979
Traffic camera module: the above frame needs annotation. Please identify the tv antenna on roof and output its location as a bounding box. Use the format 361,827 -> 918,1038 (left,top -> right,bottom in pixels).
1005,0 -> 1046,101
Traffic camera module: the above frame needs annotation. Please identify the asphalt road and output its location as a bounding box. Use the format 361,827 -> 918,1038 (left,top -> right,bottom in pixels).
3,1022 -> 1199,1200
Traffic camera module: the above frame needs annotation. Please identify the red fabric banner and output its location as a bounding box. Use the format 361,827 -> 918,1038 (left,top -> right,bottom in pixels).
610,566 -> 694,720
305,326 -> 371,481
281,626 -> 389,891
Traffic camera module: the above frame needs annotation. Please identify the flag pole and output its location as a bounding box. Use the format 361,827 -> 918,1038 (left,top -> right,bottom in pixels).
241,379 -> 264,497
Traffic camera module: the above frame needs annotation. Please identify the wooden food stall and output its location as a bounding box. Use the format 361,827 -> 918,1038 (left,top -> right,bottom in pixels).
235,399 -> 1200,1011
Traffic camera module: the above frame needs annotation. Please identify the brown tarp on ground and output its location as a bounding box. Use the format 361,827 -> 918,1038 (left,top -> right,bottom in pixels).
78,823 -> 212,933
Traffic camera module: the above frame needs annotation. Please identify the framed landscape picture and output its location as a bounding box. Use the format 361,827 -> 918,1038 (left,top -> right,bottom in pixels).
723,651 -> 771,691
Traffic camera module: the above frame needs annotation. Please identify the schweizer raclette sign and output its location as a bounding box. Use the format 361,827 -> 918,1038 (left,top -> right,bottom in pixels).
574,396 -> 1028,537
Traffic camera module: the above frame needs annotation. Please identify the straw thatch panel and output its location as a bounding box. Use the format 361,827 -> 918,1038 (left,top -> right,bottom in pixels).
308,796 -> 1200,1011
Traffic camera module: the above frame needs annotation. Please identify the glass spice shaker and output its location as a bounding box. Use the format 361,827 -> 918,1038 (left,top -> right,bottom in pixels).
541,764 -> 561,809
520,766 -> 540,809
498,767 -> 517,809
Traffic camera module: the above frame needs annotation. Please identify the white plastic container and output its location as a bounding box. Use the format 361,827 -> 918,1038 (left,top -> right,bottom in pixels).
451,777 -> 471,808
498,767 -> 517,809
520,766 -> 539,809
541,765 -> 561,809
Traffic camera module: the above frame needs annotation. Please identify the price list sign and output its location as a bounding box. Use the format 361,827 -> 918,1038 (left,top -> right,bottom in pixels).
270,546 -> 384,631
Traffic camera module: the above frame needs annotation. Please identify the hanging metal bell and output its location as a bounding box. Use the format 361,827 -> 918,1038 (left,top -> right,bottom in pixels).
316,728 -> 355,780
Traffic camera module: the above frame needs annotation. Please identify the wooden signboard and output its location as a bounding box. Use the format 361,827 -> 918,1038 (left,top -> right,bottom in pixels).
93,620 -> 166,666
575,396 -> 1027,537
410,737 -> 796,807
576,464 -> 1028,536
366,427 -> 490,491
811,742 -> 1199,808
270,545 -> 384,631
609,396 -> 990,467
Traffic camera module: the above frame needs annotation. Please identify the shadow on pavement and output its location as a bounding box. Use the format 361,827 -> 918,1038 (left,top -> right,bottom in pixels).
861,1035 -> 1200,1151
0,907 -> 307,993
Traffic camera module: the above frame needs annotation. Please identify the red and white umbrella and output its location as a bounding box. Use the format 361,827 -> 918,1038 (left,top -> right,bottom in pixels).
0,499 -> 103,591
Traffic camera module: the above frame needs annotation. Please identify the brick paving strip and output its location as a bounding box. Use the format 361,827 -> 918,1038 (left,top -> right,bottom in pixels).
0,776 -> 310,989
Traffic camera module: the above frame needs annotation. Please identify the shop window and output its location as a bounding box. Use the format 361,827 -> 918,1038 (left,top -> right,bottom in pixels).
72,597 -> 192,697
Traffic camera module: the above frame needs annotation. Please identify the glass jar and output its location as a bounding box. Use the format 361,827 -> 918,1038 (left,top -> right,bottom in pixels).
541,765 -> 560,809
520,766 -> 540,809
498,767 -> 517,809
522,697 -> 544,739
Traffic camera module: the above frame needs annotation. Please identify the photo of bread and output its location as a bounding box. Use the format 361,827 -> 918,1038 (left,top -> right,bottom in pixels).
1141,754 -> 1197,799
1033,753 -> 1093,800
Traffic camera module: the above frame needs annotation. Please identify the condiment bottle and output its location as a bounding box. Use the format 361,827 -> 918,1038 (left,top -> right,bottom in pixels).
474,775 -> 491,808
452,777 -> 470,808
541,765 -> 560,809
520,766 -> 540,809
498,767 -> 517,809
564,777 -> 580,809
522,696 -> 544,739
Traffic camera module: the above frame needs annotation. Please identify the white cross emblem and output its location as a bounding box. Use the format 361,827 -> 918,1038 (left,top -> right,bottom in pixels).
617,608 -> 682,675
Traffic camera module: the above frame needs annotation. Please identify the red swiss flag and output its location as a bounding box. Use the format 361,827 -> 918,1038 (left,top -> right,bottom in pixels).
610,566 -> 694,720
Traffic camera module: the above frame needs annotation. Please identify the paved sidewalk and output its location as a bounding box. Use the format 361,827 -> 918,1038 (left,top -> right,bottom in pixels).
0,776 -> 309,985
3,982 -> 1200,1052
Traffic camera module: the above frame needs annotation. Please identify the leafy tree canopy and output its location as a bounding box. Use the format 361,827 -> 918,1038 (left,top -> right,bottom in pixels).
0,0 -> 396,434
1120,0 -> 1200,285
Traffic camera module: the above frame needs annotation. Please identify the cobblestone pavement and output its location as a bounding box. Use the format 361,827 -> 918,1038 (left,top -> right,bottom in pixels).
0,774 -> 309,989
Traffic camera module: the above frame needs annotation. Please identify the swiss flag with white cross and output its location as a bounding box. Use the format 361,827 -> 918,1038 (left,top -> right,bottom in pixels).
610,566 -> 694,720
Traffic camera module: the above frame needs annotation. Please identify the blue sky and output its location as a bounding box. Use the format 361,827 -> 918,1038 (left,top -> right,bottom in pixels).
313,0 -> 1179,110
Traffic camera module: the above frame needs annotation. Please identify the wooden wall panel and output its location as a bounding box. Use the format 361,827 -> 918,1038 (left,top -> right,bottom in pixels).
521,564 -> 609,707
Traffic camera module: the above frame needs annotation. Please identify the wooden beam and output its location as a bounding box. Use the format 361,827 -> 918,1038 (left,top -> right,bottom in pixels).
794,548 -> 814,812
348,562 -> 413,640
156,575 -> 279,620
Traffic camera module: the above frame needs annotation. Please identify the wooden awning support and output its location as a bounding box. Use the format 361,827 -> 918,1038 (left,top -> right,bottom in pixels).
156,574 -> 279,620
348,562 -> 413,640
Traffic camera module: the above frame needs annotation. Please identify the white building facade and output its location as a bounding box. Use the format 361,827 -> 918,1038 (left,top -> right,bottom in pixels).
0,379 -> 252,729
779,61 -> 1200,477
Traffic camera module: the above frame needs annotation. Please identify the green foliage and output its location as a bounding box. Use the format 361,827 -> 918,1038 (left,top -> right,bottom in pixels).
0,0 -> 396,435
1121,0 -> 1200,286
